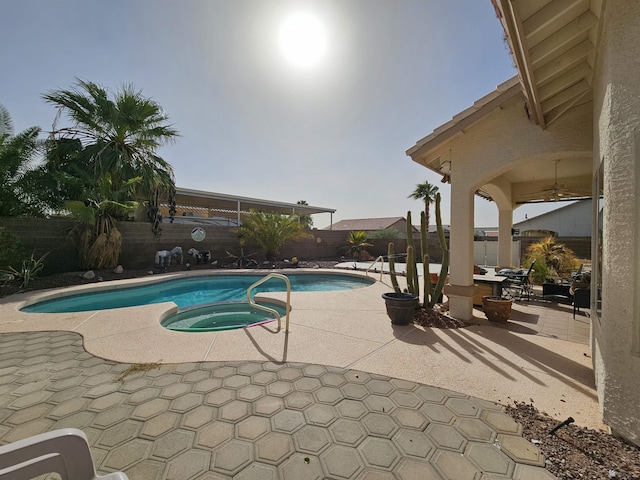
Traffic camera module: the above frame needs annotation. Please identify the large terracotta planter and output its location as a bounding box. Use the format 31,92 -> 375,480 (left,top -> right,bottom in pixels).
382,292 -> 419,325
482,296 -> 512,322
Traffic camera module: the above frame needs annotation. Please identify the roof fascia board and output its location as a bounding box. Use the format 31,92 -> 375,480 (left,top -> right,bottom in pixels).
494,0 -> 545,128
406,78 -> 522,161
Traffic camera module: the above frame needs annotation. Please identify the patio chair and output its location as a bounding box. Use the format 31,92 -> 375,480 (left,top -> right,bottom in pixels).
0,428 -> 128,480
502,260 -> 535,300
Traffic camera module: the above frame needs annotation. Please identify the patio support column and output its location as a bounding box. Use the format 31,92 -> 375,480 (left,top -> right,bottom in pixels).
497,209 -> 513,268
446,180 -> 475,321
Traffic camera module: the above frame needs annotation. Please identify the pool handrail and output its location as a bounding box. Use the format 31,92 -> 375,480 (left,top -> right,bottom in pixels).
364,254 -> 407,288
246,273 -> 291,332
365,255 -> 388,284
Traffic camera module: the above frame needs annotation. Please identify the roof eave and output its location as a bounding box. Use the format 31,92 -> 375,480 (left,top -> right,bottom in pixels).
405,77 -> 522,169
492,0 -> 546,128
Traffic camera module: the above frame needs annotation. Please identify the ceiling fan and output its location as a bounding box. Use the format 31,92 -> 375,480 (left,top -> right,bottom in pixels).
540,160 -> 573,201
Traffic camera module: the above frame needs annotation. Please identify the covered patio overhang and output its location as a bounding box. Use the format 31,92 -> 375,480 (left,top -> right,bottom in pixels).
406,0 -> 603,321
406,78 -> 593,320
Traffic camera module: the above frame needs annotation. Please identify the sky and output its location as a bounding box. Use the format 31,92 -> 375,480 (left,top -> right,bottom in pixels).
1,0 -> 565,229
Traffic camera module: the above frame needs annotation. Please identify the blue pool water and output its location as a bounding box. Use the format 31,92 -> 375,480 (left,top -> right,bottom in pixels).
21,273 -> 373,314
162,302 -> 288,332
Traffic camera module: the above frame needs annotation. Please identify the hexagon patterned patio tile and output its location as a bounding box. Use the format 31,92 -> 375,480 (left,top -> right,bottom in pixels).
0,331 -> 556,480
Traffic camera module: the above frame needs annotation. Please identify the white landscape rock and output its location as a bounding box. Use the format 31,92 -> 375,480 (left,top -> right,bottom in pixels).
83,270 -> 95,280
113,265 -> 123,274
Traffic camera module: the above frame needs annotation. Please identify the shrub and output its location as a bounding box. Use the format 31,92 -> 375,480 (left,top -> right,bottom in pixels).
346,231 -> 373,259
523,236 -> 579,279
369,228 -> 401,241
1,251 -> 49,288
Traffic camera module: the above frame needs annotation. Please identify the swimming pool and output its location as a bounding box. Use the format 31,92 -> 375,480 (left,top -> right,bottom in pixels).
21,272 -> 373,313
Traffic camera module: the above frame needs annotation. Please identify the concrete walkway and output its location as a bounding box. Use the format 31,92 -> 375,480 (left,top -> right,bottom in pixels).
0,269 -> 600,479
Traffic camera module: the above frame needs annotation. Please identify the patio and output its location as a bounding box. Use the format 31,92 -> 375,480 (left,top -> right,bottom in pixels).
0,270 -> 598,479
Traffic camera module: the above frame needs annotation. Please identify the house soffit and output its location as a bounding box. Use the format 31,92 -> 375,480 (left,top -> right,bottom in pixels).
493,0 -> 603,129
406,84 -> 593,205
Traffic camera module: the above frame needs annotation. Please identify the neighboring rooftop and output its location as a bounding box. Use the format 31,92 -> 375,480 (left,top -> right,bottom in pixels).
325,217 -> 416,232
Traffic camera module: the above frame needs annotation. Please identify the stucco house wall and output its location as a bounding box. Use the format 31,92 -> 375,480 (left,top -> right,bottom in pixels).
591,0 -> 640,445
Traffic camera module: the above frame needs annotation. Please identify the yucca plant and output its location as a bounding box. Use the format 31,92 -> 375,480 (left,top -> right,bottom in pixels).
1,251 -> 49,288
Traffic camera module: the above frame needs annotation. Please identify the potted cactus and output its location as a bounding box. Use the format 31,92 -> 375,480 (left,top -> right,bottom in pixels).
382,193 -> 450,324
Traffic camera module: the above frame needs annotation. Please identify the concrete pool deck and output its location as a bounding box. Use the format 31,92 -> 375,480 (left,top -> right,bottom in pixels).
0,269 -> 600,479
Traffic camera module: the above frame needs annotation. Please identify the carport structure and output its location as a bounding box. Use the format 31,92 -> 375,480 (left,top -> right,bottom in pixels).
169,187 -> 336,227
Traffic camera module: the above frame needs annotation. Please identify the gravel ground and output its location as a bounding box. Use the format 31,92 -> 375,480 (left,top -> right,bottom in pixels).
506,401 -> 640,479
2,260 -> 639,478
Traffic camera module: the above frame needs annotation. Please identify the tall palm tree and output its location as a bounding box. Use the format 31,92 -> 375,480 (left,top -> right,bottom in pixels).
0,104 -> 47,216
408,181 -> 439,230
296,200 -> 314,229
42,80 -> 179,268
43,79 -> 179,205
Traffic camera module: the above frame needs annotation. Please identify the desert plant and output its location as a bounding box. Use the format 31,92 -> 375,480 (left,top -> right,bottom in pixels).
233,210 -> 310,261
346,231 -> 373,259
1,251 -> 49,288
408,180 -> 439,231
388,192 -> 449,309
43,79 -> 179,234
528,259 -> 550,284
523,236 -> 578,278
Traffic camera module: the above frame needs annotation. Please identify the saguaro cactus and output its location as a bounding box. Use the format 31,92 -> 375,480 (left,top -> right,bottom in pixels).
429,193 -> 449,308
387,192 -> 449,309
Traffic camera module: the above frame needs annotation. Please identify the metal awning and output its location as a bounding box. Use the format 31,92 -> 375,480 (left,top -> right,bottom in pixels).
172,187 -> 336,225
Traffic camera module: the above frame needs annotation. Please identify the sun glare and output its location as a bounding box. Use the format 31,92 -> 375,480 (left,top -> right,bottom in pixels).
278,12 -> 327,68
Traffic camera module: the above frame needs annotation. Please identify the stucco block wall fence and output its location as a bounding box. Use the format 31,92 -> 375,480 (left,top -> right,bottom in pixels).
0,218 -> 435,274
0,217 -> 590,274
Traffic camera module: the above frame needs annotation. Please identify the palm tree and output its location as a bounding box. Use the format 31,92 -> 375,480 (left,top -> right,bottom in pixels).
43,79 -> 178,207
42,80 -> 179,267
346,231 -> 373,259
0,104 -> 47,216
408,181 -> 439,230
296,200 -> 314,229
234,210 -> 310,261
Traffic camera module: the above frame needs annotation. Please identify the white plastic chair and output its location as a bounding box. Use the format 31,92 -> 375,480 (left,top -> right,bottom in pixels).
0,428 -> 128,480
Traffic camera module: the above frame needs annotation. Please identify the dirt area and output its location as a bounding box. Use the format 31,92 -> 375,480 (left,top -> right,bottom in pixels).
2,260 -> 639,478
507,401 -> 640,479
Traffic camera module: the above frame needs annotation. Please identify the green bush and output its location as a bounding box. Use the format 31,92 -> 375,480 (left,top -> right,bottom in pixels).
369,228 -> 401,241
527,258 -> 550,284
523,237 -> 579,279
